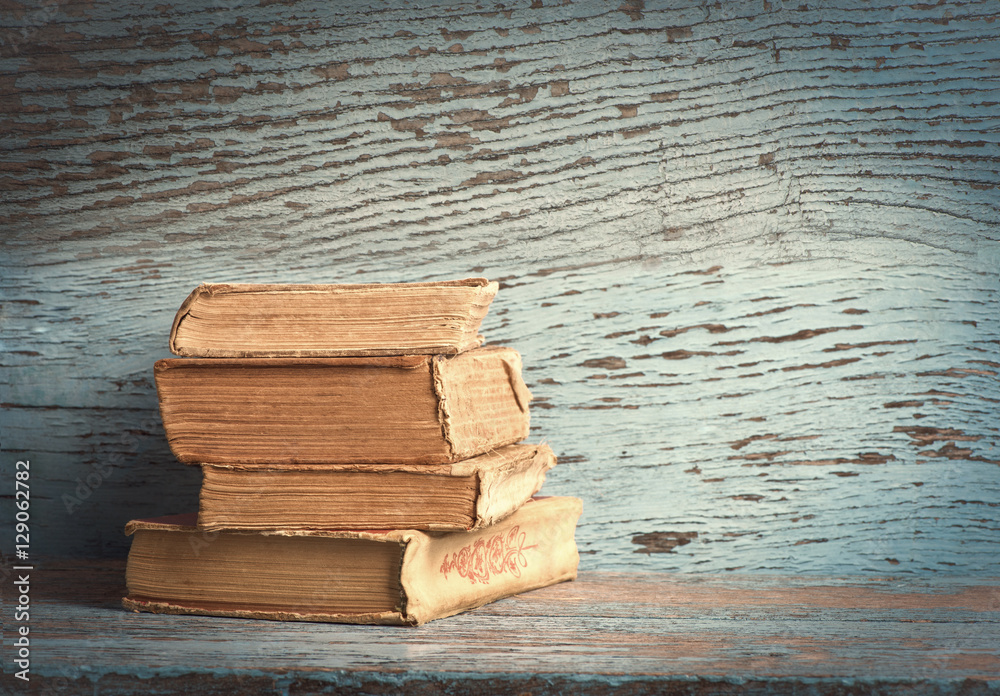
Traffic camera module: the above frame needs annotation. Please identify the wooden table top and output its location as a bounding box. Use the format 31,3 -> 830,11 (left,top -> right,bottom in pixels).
4,558 -> 998,694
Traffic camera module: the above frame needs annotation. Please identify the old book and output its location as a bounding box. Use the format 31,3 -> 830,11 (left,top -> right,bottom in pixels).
122,496 -> 582,626
155,346 -> 531,466
169,278 -> 498,358
197,444 -> 557,532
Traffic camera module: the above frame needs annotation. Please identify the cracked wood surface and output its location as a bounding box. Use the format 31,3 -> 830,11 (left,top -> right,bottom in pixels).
0,559 -> 998,694
1,1 -> 998,573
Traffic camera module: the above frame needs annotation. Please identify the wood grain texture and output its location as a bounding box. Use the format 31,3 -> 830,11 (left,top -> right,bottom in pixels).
1,560 -> 998,694
0,0 -> 998,572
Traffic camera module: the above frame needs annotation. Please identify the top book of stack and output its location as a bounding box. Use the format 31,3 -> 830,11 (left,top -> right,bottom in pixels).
169,278 -> 499,358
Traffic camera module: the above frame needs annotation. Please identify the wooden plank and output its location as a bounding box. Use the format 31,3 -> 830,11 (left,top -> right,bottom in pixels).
0,0 -> 998,571
2,560 -> 998,694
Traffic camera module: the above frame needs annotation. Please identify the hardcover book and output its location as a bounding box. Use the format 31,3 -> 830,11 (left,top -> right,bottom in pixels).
169,278 -> 498,358
154,346 -> 532,466
197,444 -> 557,532
122,496 -> 582,626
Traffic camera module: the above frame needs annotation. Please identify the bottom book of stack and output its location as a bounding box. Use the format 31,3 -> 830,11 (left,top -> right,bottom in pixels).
123,496 -> 582,626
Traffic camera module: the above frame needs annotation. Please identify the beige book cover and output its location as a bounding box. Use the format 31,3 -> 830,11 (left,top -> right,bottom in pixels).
197,443 -> 558,532
122,496 -> 582,626
169,278 -> 498,358
154,346 -> 531,466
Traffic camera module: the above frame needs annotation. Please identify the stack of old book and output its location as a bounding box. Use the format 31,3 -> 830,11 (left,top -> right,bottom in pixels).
123,278 -> 581,626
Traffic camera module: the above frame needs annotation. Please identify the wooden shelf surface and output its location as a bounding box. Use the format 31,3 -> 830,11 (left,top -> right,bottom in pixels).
3,559 -> 998,694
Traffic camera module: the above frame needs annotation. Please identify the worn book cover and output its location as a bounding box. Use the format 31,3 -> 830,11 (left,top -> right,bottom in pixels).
155,346 -> 532,466
123,496 -> 582,626
169,278 -> 498,358
197,443 -> 557,532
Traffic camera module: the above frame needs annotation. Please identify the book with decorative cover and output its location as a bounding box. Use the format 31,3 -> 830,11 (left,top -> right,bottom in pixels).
122,496 -> 582,626
154,346 -> 532,466
197,444 -> 557,532
169,278 -> 498,358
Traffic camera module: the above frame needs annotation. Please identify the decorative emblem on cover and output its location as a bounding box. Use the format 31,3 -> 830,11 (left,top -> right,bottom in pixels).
439,526 -> 537,584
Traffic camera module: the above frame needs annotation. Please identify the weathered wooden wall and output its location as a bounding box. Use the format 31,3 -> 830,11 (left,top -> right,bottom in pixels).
1,0 -> 998,574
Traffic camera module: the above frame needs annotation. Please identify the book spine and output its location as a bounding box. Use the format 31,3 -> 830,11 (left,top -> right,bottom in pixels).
433,348 -> 533,462
472,445 -> 556,529
398,497 -> 581,625
168,284 -> 206,356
